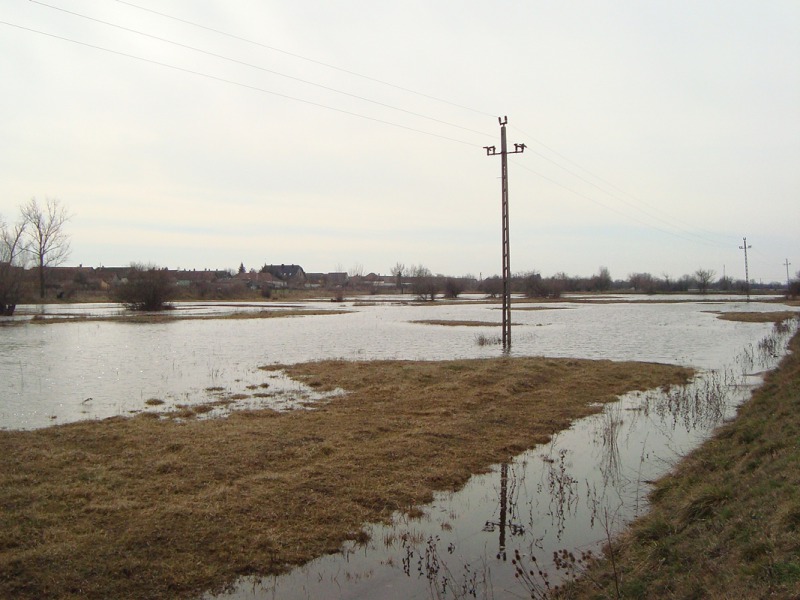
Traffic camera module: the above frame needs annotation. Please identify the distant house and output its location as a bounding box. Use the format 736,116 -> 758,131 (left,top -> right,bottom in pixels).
324,272 -> 348,288
47,265 -> 107,293
169,269 -> 231,288
261,264 -> 307,288
304,273 -> 326,288
363,272 -> 381,283
234,271 -> 283,289
96,267 -> 133,287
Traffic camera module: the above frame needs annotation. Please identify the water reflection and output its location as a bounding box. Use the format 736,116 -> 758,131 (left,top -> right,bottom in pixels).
1,300 -> 790,430
1,300 -> 797,598
482,463 -> 525,562
204,317 -> 797,599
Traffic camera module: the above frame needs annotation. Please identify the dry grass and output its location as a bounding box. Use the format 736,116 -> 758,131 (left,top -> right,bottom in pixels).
410,319 -> 505,327
513,306 -> 573,311
559,330 -> 800,599
712,310 -> 799,323
26,308 -> 348,325
0,357 -> 692,600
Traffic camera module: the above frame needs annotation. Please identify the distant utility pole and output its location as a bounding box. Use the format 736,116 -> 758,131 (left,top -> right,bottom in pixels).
484,116 -> 525,350
739,237 -> 752,302
785,259 -> 792,290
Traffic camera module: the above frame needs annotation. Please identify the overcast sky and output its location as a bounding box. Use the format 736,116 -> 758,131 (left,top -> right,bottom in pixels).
1,0 -> 798,282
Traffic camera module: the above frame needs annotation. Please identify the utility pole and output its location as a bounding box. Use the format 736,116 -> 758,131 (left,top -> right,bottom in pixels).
485,116 -> 525,350
739,237 -> 752,302
785,259 -> 792,291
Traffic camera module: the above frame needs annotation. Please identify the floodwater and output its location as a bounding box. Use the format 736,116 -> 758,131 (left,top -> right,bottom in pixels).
0,296 -> 783,429
0,295 -> 796,599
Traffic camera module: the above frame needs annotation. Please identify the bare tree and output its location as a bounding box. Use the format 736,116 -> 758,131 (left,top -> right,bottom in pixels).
0,216 -> 29,315
410,265 -> 438,301
591,266 -> 613,292
788,270 -> 800,299
480,275 -> 503,298
21,197 -> 72,299
391,262 -> 405,293
629,272 -> 656,294
694,268 -> 716,294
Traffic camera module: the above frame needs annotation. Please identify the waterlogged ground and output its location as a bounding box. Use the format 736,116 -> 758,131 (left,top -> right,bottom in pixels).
1,295 -> 796,599
0,296 -> 784,429
205,317 -> 796,600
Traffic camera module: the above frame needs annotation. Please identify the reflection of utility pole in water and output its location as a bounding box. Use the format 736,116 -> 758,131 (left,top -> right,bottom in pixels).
485,117 -> 525,351
483,463 -> 524,561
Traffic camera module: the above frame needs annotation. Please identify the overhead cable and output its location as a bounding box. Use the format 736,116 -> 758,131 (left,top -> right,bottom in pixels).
29,0 -> 495,141
0,19 -> 479,147
110,0 -> 498,119
510,123 -> 735,248
510,158 -> 727,247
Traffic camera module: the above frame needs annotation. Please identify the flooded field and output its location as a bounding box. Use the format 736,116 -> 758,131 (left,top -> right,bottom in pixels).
0,295 -> 796,598
0,296 -> 784,430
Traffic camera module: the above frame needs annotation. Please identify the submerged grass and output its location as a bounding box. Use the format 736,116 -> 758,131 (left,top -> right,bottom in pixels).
0,357 -> 692,600
558,329 -> 800,600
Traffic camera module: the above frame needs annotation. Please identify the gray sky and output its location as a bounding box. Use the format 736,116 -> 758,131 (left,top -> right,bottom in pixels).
2,0 -> 798,282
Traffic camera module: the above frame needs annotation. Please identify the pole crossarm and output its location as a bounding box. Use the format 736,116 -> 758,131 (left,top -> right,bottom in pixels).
485,115 -> 524,350
484,144 -> 526,157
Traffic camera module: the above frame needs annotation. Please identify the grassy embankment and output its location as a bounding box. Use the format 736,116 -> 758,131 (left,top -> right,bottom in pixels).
556,316 -> 800,599
0,356 -> 692,599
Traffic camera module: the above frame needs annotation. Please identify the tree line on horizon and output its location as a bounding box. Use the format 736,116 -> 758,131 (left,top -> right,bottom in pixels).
3,199 -> 798,315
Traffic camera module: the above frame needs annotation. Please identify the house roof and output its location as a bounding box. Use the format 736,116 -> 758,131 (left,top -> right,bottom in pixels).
263,264 -> 306,280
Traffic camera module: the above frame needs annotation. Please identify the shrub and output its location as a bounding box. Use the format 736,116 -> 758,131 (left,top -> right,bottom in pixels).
480,276 -> 503,298
443,278 -> 465,299
112,264 -> 175,311
411,266 -> 438,301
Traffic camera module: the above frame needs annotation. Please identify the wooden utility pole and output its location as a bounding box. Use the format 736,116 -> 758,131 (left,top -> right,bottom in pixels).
485,117 -> 525,350
739,237 -> 752,302
784,258 -> 792,291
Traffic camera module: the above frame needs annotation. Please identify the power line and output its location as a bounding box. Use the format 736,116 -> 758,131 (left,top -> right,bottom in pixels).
29,0 -> 495,141
7,11 -> 754,255
510,123 -> 734,248
510,157 -> 725,247
0,19 -> 479,147
111,0 -> 498,119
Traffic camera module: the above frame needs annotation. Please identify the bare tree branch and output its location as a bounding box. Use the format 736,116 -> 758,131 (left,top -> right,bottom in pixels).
0,215 -> 29,315
21,197 -> 73,299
